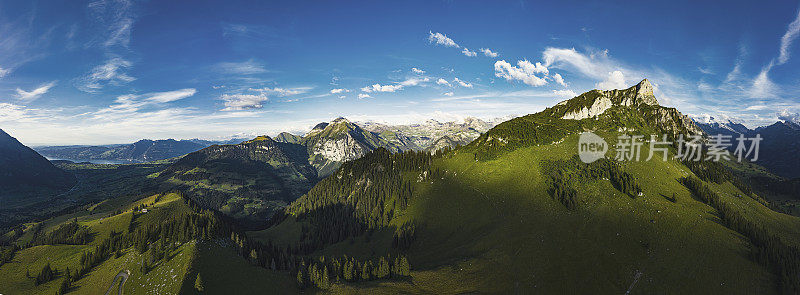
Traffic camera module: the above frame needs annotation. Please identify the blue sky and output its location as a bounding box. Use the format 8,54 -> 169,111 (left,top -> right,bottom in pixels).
1,0 -> 799,145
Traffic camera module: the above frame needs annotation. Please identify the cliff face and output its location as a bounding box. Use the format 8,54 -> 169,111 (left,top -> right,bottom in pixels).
301,117 -> 401,176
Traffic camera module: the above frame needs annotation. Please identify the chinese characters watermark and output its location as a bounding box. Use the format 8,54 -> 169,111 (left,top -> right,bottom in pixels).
577,132 -> 763,164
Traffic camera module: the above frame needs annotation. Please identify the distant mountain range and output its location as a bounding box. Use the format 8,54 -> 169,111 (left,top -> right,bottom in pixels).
156,116 -> 498,222
0,129 -> 75,201
359,117 -> 498,152
34,138 -> 246,163
695,116 -> 800,179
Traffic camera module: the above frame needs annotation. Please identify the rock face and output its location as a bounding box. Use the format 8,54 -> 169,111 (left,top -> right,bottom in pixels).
301,117 -> 401,176
545,78 -> 701,136
0,128 -> 75,194
470,79 -> 705,157
557,79 -> 660,120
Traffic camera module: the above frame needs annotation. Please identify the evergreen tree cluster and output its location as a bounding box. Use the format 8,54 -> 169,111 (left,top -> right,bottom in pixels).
544,157 -> 643,210
295,254 -> 411,289
286,149 -> 438,249
30,219 -> 92,246
0,245 -> 17,267
467,115 -> 583,161
680,176 -> 800,293
33,263 -> 55,286
392,222 -> 416,250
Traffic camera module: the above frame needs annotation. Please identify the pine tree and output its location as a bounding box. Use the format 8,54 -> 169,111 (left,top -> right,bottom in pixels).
361,261 -> 372,281
398,256 -> 411,276
194,273 -> 205,292
375,257 -> 390,279
296,261 -> 307,288
343,259 -> 354,281
321,266 -> 330,289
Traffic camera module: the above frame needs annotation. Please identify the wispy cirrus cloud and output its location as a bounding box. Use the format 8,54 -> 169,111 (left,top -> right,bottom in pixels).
215,60 -> 268,75
249,86 -> 311,96
778,9 -> 800,65
75,57 -> 135,92
16,81 -> 57,101
94,88 -> 197,118
87,0 -> 137,48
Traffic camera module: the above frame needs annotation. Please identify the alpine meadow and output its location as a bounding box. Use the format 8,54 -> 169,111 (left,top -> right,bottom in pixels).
1,1 -> 800,294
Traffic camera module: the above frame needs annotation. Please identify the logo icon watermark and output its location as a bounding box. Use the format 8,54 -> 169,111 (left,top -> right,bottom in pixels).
578,132 -> 608,163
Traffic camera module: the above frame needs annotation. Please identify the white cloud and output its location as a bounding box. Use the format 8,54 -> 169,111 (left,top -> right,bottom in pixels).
412,67 -> 425,74
697,67 -> 713,75
76,57 -> 135,92
778,9 -> 800,65
88,0 -> 136,48
215,60 -> 267,75
494,60 -> 548,86
552,89 -> 577,98
358,93 -> 371,99
462,48 -> 477,57
95,88 -> 197,117
518,60 -> 548,75
749,67 -> 779,98
542,47 -> 617,80
249,87 -> 310,96
212,85 -> 225,89
453,77 -> 473,88
16,81 -> 57,101
436,78 -> 451,86
361,77 -> 429,93
0,103 -> 34,123
362,84 -> 403,93
330,88 -> 349,94
428,31 -> 459,48
220,93 -> 268,111
480,48 -> 498,58
552,73 -> 567,87
0,67 -> 9,78
596,71 -> 627,90
443,92 -> 454,96
144,88 -> 197,103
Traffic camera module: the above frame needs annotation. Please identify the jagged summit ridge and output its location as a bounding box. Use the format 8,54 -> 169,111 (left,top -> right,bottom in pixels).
557,79 -> 658,120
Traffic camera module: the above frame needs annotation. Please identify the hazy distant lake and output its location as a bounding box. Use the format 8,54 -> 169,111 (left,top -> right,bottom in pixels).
45,157 -> 130,165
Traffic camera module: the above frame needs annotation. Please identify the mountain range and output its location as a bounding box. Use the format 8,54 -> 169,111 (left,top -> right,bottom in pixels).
34,138 -> 246,163
695,116 -> 800,179
2,80 -> 800,294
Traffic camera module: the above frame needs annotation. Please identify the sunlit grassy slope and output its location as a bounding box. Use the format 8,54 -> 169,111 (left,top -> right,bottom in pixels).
288,131 -> 800,294
0,193 -> 199,294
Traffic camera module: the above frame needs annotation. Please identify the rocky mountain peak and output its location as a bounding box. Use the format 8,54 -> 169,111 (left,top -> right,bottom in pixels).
633,79 -> 656,104
553,79 -> 661,120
